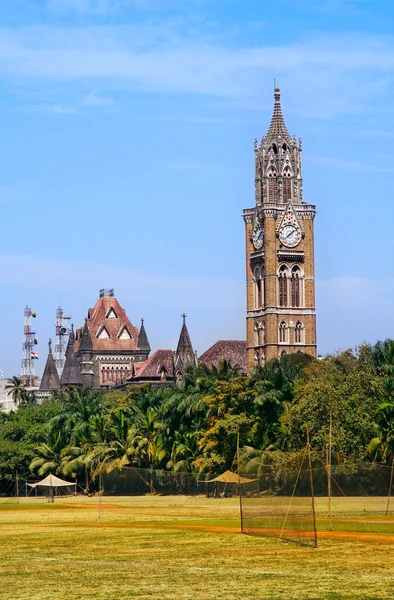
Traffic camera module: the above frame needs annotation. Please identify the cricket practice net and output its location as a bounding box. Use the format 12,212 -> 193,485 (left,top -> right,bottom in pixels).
240,455 -> 394,546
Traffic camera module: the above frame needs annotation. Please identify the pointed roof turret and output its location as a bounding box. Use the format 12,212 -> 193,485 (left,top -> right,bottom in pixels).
79,319 -> 93,352
61,325 -> 82,387
137,318 -> 151,353
174,314 -> 197,372
265,86 -> 292,146
40,339 -> 60,391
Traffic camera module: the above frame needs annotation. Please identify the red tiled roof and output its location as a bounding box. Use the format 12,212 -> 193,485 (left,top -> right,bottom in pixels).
75,296 -> 139,352
198,340 -> 247,373
128,349 -> 174,380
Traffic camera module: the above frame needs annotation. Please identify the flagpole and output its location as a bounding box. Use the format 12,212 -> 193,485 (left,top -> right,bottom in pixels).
237,431 -> 243,534
306,426 -> 318,548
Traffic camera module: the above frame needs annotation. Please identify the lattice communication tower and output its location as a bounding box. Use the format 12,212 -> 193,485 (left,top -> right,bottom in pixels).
20,305 -> 37,386
54,306 -> 71,376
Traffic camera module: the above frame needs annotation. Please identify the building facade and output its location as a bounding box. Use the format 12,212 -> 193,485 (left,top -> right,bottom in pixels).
243,87 -> 317,370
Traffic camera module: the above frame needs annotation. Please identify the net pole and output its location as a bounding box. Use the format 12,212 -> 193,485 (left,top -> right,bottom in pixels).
327,412 -> 333,530
306,426 -> 318,548
386,455 -> 394,515
237,431 -> 243,533
25,480 -> 28,498
98,473 -> 102,523
15,471 -> 19,504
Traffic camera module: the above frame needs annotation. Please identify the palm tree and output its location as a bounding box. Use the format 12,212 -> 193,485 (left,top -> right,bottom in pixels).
373,339 -> 394,379
83,409 -> 135,480
49,387 -> 102,446
30,429 -> 69,476
167,429 -> 201,472
5,376 -> 27,407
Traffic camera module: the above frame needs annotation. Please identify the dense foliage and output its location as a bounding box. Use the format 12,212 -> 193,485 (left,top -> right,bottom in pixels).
1,339 -> 394,486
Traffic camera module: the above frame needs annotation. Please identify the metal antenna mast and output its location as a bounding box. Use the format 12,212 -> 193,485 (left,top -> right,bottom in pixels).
54,306 -> 71,377
20,306 -> 37,387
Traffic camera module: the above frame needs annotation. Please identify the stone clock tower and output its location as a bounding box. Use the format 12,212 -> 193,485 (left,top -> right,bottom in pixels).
243,87 -> 317,370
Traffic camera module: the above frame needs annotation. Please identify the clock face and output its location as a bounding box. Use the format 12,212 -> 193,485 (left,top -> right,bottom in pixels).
279,224 -> 300,247
252,224 -> 264,249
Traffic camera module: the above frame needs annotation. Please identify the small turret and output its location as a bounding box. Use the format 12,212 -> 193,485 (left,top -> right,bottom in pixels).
137,318 -> 151,354
174,314 -> 197,374
40,339 -> 60,391
60,325 -> 82,387
78,319 -> 95,388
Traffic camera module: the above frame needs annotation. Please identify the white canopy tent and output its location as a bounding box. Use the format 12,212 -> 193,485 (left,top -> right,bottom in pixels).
28,473 -> 76,502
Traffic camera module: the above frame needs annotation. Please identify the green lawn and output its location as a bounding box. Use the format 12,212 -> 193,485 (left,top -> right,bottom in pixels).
1,495 -> 394,599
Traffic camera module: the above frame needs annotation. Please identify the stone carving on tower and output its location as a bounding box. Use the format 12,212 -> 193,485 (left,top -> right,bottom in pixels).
243,87 -> 317,370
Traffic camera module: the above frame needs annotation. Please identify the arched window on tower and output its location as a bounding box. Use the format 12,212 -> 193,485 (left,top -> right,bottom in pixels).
254,268 -> 262,308
268,167 -> 278,201
291,265 -> 303,307
295,321 -> 304,344
283,166 -> 292,202
279,321 -> 288,343
278,265 -> 289,307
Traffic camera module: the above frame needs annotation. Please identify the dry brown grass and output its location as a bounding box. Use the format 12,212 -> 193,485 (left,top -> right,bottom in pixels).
1,495 -> 394,599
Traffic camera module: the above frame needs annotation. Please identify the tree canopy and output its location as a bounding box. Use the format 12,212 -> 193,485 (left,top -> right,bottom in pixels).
1,341 -> 394,486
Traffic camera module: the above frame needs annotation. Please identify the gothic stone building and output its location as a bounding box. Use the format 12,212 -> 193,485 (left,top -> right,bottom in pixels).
243,87 -> 317,370
39,289 -> 247,391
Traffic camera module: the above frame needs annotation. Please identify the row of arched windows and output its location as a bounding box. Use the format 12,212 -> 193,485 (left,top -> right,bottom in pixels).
254,320 -> 304,346
253,265 -> 304,310
279,321 -> 304,344
101,367 -> 128,385
267,165 -> 293,202
278,264 -> 303,307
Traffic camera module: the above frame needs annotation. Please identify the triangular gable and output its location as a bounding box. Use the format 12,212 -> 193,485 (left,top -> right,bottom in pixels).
276,202 -> 303,233
157,363 -> 168,376
106,308 -> 118,319
117,326 -> 131,340
96,325 -> 110,339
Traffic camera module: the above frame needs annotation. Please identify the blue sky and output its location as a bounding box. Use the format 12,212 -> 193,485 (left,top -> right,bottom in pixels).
0,0 -> 394,376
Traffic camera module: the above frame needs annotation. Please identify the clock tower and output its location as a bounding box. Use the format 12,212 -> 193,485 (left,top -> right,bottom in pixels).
243,87 -> 317,370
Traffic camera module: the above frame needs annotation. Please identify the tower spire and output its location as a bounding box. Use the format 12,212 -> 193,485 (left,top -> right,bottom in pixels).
39,338 -> 60,391
265,86 -> 292,145
60,324 -> 82,387
174,314 -> 197,372
137,318 -> 151,353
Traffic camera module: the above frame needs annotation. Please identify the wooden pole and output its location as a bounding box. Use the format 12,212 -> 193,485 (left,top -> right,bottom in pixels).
15,471 -> 19,504
306,426 -> 318,548
327,412 -> 333,530
237,431 -> 243,533
386,455 -> 394,515
98,473 -> 102,523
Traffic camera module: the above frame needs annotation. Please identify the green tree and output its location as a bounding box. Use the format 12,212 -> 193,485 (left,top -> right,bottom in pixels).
5,376 -> 27,407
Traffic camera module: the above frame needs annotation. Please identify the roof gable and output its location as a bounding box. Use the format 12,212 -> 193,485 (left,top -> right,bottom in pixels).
117,326 -> 131,340
75,294 -> 139,352
96,326 -> 110,339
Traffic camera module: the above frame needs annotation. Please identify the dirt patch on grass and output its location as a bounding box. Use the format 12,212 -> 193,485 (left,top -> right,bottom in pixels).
67,520 -> 394,542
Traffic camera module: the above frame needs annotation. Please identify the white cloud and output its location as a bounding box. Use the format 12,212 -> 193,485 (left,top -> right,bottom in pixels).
82,90 -> 114,106
0,28 -> 392,116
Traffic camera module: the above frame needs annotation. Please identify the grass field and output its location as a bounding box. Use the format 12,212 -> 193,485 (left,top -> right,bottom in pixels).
1,494 -> 394,599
